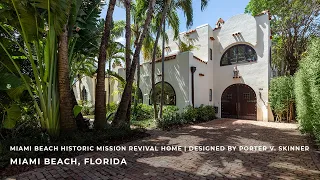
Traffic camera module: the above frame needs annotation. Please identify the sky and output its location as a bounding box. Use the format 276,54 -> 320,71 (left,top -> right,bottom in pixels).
100,0 -> 251,34
100,0 -> 251,66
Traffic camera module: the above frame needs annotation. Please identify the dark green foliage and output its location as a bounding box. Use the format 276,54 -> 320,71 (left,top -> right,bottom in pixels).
157,105 -> 216,130
269,76 -> 295,121
295,38 -> 320,142
133,103 -> 154,121
162,105 -> 179,116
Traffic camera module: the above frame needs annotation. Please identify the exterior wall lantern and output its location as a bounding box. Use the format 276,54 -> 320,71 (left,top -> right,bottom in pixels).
233,65 -> 240,78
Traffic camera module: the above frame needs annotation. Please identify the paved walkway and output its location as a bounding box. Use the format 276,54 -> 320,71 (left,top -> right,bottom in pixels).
8,119 -> 320,179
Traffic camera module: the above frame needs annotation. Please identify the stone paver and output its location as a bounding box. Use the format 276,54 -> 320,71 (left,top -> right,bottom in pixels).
7,119 -> 320,179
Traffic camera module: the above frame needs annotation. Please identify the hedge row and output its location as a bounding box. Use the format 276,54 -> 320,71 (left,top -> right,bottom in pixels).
269,76 -> 295,122
295,38 -> 320,142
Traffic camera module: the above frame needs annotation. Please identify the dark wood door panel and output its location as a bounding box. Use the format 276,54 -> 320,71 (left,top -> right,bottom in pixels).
221,84 -> 257,120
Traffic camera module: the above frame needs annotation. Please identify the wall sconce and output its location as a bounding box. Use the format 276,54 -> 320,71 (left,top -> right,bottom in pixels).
233,66 -> 240,78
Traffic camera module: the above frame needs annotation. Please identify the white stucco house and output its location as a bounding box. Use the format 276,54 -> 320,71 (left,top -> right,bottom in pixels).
75,12 -> 274,121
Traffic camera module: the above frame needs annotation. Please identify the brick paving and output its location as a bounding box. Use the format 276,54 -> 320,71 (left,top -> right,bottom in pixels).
7,119 -> 320,179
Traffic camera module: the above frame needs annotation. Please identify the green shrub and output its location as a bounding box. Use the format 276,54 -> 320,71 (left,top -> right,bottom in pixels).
106,102 -> 118,113
295,38 -> 320,141
157,113 -> 185,130
196,105 -> 216,122
134,103 -> 154,121
157,105 -> 216,130
269,76 -> 295,122
80,101 -> 94,116
162,105 -> 179,116
181,105 -> 198,122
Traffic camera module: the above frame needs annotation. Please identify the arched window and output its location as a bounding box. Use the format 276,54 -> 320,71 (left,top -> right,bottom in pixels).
82,86 -> 88,101
149,82 -> 176,105
220,44 -> 257,66
132,88 -> 143,103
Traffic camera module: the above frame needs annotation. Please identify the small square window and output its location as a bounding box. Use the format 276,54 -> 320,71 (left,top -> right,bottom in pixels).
244,93 -> 250,100
227,94 -> 232,99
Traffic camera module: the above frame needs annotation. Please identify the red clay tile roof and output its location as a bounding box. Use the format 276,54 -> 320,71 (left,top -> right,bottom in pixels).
194,56 -> 207,64
185,29 -> 196,35
142,54 -> 208,65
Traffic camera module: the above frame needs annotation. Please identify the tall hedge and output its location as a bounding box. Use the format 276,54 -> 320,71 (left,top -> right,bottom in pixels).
295,38 -> 320,141
269,76 -> 295,122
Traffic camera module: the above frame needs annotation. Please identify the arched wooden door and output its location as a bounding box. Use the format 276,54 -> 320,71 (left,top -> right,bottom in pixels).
221,84 -> 257,120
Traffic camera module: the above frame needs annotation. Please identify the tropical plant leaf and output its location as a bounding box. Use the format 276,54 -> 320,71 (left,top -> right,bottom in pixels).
3,104 -> 21,129
73,105 -> 82,117
6,84 -> 26,101
0,72 -> 22,90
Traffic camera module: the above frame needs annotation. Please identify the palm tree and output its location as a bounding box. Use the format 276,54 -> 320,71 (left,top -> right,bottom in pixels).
94,0 -> 117,129
68,0 -> 104,129
106,41 -> 125,109
112,0 -> 157,128
58,21 -> 77,131
71,56 -> 96,101
151,0 -> 190,119
156,0 -> 210,118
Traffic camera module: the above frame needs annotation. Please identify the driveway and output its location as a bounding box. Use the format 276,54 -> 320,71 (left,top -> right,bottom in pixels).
9,119 -> 320,179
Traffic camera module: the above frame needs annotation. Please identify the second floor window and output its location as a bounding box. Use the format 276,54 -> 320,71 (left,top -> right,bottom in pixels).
220,44 -> 257,66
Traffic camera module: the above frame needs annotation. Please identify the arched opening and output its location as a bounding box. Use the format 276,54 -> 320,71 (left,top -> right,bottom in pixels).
132,88 -> 143,103
221,84 -> 257,120
220,44 -> 257,66
149,82 -> 176,105
82,86 -> 88,101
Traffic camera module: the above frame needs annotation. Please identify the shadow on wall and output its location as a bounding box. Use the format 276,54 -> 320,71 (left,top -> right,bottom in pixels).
171,64 -> 189,106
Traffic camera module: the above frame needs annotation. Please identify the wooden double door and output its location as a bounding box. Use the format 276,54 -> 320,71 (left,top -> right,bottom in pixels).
221,84 -> 257,120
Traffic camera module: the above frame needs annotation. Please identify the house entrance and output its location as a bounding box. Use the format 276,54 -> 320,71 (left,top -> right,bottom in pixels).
221,84 -> 257,120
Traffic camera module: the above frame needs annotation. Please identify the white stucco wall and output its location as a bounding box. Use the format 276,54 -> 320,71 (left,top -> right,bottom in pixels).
212,13 -> 272,121
76,13 -> 273,121
73,75 -> 119,105
132,52 -> 191,111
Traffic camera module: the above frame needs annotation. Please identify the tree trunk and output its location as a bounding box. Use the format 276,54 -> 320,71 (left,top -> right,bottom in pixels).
78,74 -> 82,103
124,0 -> 132,124
151,3 -> 169,119
107,60 -> 111,111
112,0 -> 156,128
133,54 -> 140,118
94,0 -> 117,130
58,24 -> 77,132
125,0 -> 132,79
160,18 -> 166,118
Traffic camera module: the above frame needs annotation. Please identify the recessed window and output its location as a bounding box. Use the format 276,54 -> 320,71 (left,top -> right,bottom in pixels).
149,82 -> 176,105
209,89 -> 212,101
82,86 -> 88,101
132,88 -> 143,103
220,44 -> 257,66
210,48 -> 213,60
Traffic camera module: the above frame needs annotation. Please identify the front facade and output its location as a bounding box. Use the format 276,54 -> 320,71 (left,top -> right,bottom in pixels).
77,12 -> 274,121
